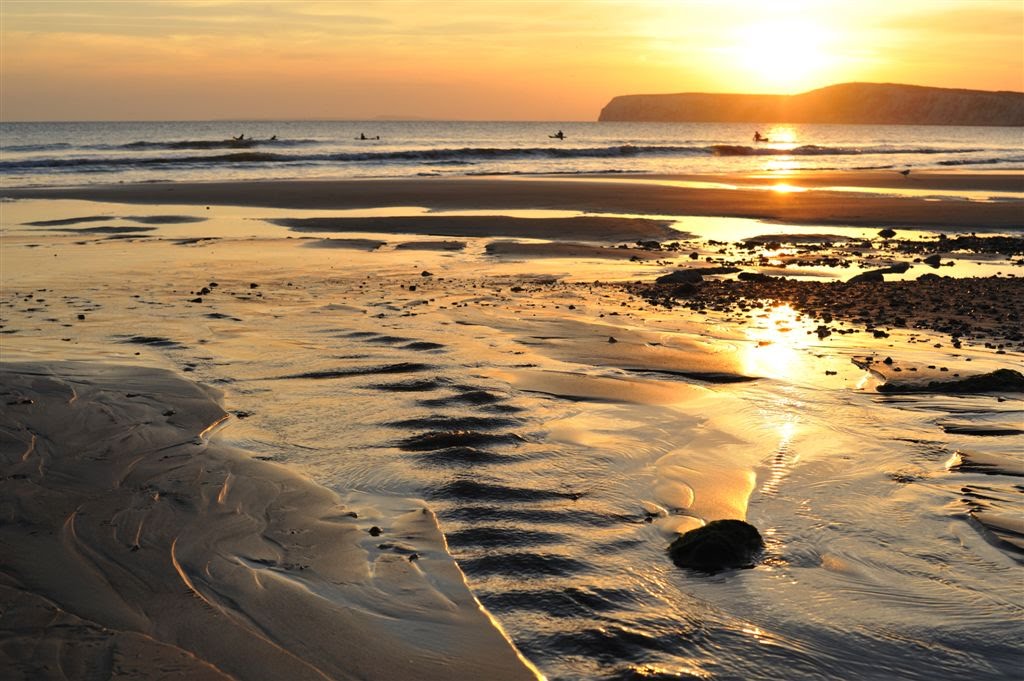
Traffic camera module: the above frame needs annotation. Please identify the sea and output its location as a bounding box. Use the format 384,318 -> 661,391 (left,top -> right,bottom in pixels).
2,120 -> 1023,187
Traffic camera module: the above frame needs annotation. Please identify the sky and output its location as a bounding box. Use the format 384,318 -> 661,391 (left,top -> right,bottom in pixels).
2,0 -> 1022,121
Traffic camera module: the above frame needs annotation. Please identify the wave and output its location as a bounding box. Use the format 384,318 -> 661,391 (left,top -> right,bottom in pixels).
119,138 -> 319,150
710,144 -> 984,157
0,143 -> 1013,172
938,156 -> 1024,166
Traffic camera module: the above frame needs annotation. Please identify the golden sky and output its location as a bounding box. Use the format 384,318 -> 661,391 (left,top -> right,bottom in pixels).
2,0 -> 1022,121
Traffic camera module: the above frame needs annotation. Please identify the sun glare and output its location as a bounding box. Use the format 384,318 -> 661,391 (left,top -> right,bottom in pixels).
731,20 -> 835,92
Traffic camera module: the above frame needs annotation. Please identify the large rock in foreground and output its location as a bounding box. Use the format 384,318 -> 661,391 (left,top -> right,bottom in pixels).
599,83 -> 1024,126
668,519 -> 765,571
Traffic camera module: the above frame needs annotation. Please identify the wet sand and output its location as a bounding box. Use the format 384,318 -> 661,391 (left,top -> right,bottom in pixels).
2,171 -> 1022,680
3,170 -> 1022,230
1,362 -> 539,681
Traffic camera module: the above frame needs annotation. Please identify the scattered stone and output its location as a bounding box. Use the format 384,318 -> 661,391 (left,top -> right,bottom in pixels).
668,519 -> 765,571
607,336 -> 618,344
923,254 -> 942,268
368,526 -> 382,537
421,271 -> 433,277
878,228 -> 897,239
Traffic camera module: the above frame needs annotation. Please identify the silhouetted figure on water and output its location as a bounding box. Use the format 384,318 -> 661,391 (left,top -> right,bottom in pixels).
358,133 -> 380,140
753,131 -> 767,142
550,130 -> 565,140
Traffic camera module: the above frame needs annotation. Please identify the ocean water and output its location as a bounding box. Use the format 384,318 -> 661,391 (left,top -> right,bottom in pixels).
2,120 -> 1023,187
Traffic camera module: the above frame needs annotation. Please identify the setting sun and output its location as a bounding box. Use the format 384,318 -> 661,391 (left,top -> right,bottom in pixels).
731,20 -> 838,92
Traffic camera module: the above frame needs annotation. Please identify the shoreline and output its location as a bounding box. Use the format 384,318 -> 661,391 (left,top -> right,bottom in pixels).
2,170 -> 1022,230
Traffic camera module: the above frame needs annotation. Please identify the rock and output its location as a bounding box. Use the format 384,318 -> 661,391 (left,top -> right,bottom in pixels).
421,270 -> 433,277
656,266 -> 740,285
917,272 -> 942,282
368,526 -> 382,537
848,262 -> 910,283
668,519 -> 765,571
887,261 -> 911,274
846,270 -> 885,284
877,368 -> 1024,394
656,269 -> 704,285
923,253 -> 942,267
737,271 -> 775,282
878,228 -> 897,239
669,283 -> 698,297
607,336 -> 618,343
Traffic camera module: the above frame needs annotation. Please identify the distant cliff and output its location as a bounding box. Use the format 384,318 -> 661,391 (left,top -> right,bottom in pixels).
598,83 -> 1024,126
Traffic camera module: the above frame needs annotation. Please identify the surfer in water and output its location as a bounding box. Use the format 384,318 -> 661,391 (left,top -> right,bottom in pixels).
551,130 -> 565,140
753,131 -> 767,142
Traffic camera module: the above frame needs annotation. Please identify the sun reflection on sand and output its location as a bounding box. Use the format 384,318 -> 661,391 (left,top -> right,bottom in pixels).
768,183 -> 808,194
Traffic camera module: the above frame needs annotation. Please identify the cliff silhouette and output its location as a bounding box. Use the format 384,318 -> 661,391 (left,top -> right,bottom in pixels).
598,83 -> 1024,126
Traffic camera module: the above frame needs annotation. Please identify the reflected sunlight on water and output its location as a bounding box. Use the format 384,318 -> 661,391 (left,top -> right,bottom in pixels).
742,304 -> 809,381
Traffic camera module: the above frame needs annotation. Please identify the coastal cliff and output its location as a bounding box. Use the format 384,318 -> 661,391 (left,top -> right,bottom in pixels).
598,83 -> 1024,126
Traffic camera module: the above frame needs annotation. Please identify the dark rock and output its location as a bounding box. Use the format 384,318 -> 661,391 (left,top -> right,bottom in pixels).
421,270 -> 433,277
656,266 -> 740,285
877,368 -> 1024,394
669,283 -> 698,297
189,297 -> 203,303
737,271 -> 775,282
917,272 -> 942,282
923,254 -> 942,267
656,269 -> 704,285
887,261 -> 910,274
668,519 -> 765,571
250,282 -> 259,288
878,228 -> 897,239
847,270 -> 885,284
608,336 -> 618,343
369,526 -> 382,537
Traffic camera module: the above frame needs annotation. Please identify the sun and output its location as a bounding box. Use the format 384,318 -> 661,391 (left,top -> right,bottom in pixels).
730,20 -> 836,92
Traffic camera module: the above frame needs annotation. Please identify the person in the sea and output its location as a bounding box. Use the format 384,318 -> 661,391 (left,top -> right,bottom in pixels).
233,133 -> 245,141
753,131 -> 765,142
553,130 -> 565,140
269,135 -> 277,141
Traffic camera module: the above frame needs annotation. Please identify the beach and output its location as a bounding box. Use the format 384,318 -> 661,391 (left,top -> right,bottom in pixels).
2,170 -> 1022,680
